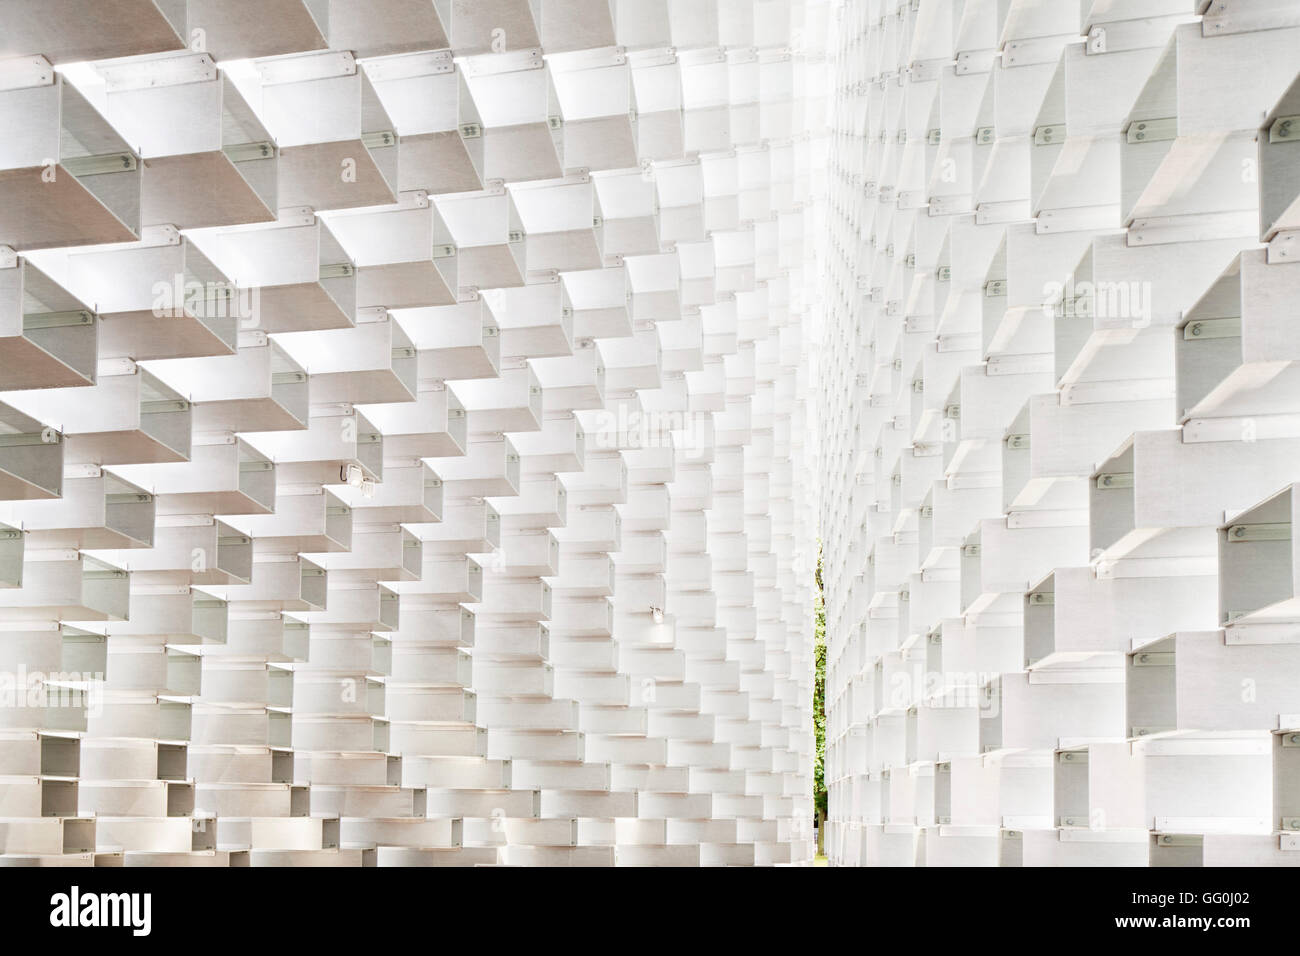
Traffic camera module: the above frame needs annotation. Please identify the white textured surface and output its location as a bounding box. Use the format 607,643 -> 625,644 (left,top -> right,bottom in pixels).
0,0 -> 823,866
821,0 -> 1300,867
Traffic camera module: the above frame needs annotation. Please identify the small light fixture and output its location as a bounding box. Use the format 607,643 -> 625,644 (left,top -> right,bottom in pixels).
651,606 -> 664,624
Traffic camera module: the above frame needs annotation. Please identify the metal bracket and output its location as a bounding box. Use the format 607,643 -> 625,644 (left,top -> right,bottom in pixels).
1095,472 -> 1134,489
1033,124 -> 1065,146
22,310 -> 93,331
1132,726 -> 1172,737
99,52 -> 217,91
1268,230 -> 1300,264
255,50 -> 356,85
1226,522 -> 1290,542
987,353 -> 1053,376
136,223 -> 181,248
1183,316 -> 1241,340
1203,0 -> 1300,36
62,153 -> 137,178
1270,115 -> 1300,143
976,199 -> 1028,224
0,55 -> 53,91
1126,117 -> 1177,144
359,49 -> 453,82
105,492 -> 152,505
1154,834 -> 1202,848
97,357 -> 138,377
1132,651 -> 1174,666
1129,210 -> 1257,246
908,59 -> 942,84
224,141 -> 276,164
1003,36 -> 1071,68
954,49 -> 997,75
140,399 -> 190,414
0,431 -> 59,448
318,263 -> 354,280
